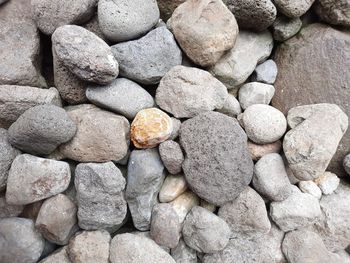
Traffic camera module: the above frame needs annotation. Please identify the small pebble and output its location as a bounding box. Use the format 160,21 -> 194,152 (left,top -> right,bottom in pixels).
298,181 -> 322,199
217,94 -> 242,117
159,174 -> 187,203
314,172 -> 340,195
159,140 -> 184,175
272,16 -> 302,41
238,82 -> 275,110
170,191 -> 200,223
251,60 -> 278,84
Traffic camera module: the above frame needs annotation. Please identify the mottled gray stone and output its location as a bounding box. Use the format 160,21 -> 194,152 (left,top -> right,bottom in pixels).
238,82 -> 275,110
272,16 -> 302,41
315,0 -> 350,27
159,140 -> 184,175
0,193 -> 23,218
274,0 -> 315,18
169,118 -> 181,140
217,94 -> 242,118
251,60 -> 278,84
171,239 -> 198,263
39,246 -> 71,263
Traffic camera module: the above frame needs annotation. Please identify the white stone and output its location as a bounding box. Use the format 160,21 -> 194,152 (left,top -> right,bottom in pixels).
238,82 -> 275,110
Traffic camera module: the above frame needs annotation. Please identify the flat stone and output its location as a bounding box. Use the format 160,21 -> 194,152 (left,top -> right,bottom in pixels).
0,193 -> 23,218
39,246 -> 71,263
247,140 -> 282,161
298,181 -> 322,199
315,0 -> 350,27
6,154 -> 71,205
314,172 -> 340,195
159,174 -> 187,203
169,191 -> 200,223
272,16 -> 302,41
344,154 -> 350,175
238,82 -> 275,110
171,239 -> 197,263
251,60 -> 278,84
274,0 -> 315,18
159,141 -> 184,175
217,94 -> 242,117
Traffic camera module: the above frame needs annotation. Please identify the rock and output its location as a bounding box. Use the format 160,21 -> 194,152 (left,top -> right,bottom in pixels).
283,103 -> 348,180
253,153 -> 293,201
8,105 -> 76,155
158,0 -> 186,21
132,231 -> 170,254
59,104 -> 130,162
0,217 -> 44,263
314,172 -> 340,195
170,191 -> 200,223
272,16 -> 302,41
68,230 -> 110,263
315,0 -> 350,27
248,140 -> 282,161
251,60 -> 278,84
218,187 -> 271,237
52,25 -> 118,84
200,200 -> 216,213
109,233 -> 175,263
223,0 -> 277,31
39,246 -> 71,263
156,66 -> 228,118
31,0 -> 97,35
171,239 -> 198,263
169,118 -> 181,140
159,141 -> 184,175
98,0 -> 159,42
126,148 -> 165,230
35,194 -> 78,245
0,0 -> 46,87
0,193 -> 23,218
217,94 -> 242,117
180,111 -> 253,206
20,201 -> 44,221
75,162 -> 127,231
209,30 -> 273,91
242,104 -> 287,144
6,154 -> 71,205
274,0 -> 315,18
82,15 -> 109,43
169,0 -> 238,67
238,82 -> 275,110
131,108 -> 172,149
270,187 -> 321,231
150,203 -> 181,248
272,24 -> 350,176
0,86 -> 62,128
344,154 -> 350,175
111,27 -> 182,85
86,78 -> 154,119
182,206 -> 231,253
298,181 -> 322,199
159,174 -> 187,203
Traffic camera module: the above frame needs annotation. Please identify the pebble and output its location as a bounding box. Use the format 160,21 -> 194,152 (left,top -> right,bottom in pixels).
274,0 -> 315,18
344,154 -> 350,175
180,111 -> 253,206
6,154 -> 71,205
169,0 -> 238,67
75,162 -> 127,231
238,82 -> 275,110
298,181 -> 322,199
98,0 -> 159,42
251,60 -> 278,84
315,0 -> 350,27
35,194 -> 78,245
314,172 -> 340,195
242,104 -> 287,144
169,118 -> 181,140
171,239 -> 198,263
126,148 -> 165,230
247,140 -> 282,161
86,78 -> 154,119
131,108 -> 172,149
170,191 -> 200,223
0,193 -> 23,218
111,27 -> 182,85
159,174 -> 187,203
182,206 -> 231,253
217,94 -> 242,117
159,141 -> 184,175
39,246 -> 71,263
272,16 -> 302,41
52,25 -> 118,84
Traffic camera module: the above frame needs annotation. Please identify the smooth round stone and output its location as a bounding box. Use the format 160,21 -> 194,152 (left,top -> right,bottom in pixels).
251,60 -> 278,84
217,94 -> 242,118
159,174 -> 187,203
314,172 -> 340,195
242,104 -> 287,144
298,181 -> 322,199
274,0 -> 315,18
98,0 -> 159,42
238,82 -> 275,110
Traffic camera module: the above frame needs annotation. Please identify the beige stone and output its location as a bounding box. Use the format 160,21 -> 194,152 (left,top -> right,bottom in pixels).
248,140 -> 282,161
159,174 -> 187,203
314,172 -> 340,195
39,246 -> 71,263
170,191 -> 200,223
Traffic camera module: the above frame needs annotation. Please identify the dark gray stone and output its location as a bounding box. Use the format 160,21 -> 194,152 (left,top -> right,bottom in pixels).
274,0 -> 315,18
159,140 -> 184,175
315,0 -> 350,27
272,16 -> 302,41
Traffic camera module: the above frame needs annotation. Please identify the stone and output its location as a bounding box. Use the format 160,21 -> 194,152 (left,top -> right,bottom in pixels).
272,24 -> 350,176
253,153 -> 293,201
31,0 -> 97,35
52,25 -> 118,84
314,172 -> 340,195
131,108 -> 172,149
109,233 -> 175,263
111,27 -> 182,85
251,60 -> 278,84
238,82 -> 275,110
159,174 -> 187,203
156,66 -> 228,118
98,0 -> 159,42
169,118 -> 181,140
218,187 -> 271,237
217,94 -> 242,118
8,105 -> 77,155
150,203 -> 181,248
223,0 -> 277,31
344,154 -> 350,175
0,193 -> 23,218
200,200 -> 216,213
170,191 -> 200,223
158,0 -> 186,21
132,231 -> 170,253
171,239 -> 197,263
283,103 -> 348,180
6,154 -> 71,205
248,140 -> 282,161
126,148 -> 165,230
274,0 -> 315,18
159,141 -> 184,175
298,181 -> 322,199
68,230 -> 110,263
86,78 -> 154,119
82,15 -> 109,43
0,86 -> 62,128
59,104 -> 130,162
75,162 -> 127,231
315,0 -> 350,27
180,111 -> 253,206
39,246 -> 71,263
209,30 -> 273,91
272,16 -> 302,41
20,201 -> 44,221
182,206 -> 231,253
35,194 -> 78,245
242,104 -> 287,144
0,217 -> 44,263
169,0 -> 238,67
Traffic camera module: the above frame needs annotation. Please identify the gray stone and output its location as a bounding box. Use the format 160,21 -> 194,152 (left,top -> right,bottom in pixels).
98,0 -> 159,42
0,0 -> 8,5
82,15 -> 109,43
156,66 -> 228,118
31,0 -> 97,35
217,94 -> 242,118
171,239 -> 198,263
0,217 -> 44,263
6,154 -> 71,205
159,141 -> 184,175
315,0 -> 350,27
39,246 -> 71,263
159,174 -> 187,203
344,154 -> 350,175
170,191 -> 200,223
251,60 -> 278,84
86,78 -> 154,119
0,193 -> 23,218
75,162 -> 127,231
238,82 -> 275,110
52,25 -> 118,84
314,172 -> 340,195
169,118 -> 181,140
8,105 -> 77,155
112,27 -> 182,85
35,194 -> 78,245
274,0 -> 315,18
272,16 -> 302,41
0,86 -> 62,128
223,0 -> 277,31
109,233 -> 175,263
132,231 -> 170,253
180,111 -> 253,206
126,148 -> 165,230
298,181 -> 322,199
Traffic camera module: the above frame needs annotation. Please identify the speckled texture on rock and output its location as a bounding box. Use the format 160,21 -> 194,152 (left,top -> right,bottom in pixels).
315,0 -> 350,27
39,246 -> 71,263
238,82 -> 275,110
217,94 -> 242,118
159,140 -> 184,175
272,16 -> 302,41
274,0 -> 315,18
0,193 -> 23,218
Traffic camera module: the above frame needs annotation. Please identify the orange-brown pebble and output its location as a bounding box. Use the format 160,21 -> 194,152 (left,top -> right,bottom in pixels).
248,140 -> 282,161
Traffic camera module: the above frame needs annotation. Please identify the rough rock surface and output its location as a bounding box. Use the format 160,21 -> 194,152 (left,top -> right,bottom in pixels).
0,194 -> 23,218
171,239 -> 197,263
272,16 -> 302,41
315,0 -> 350,27
238,82 -> 275,110
274,0 -> 315,18
159,140 -> 184,175
39,246 -> 71,263
159,174 -> 187,203
248,140 -> 282,161
217,94 -> 242,117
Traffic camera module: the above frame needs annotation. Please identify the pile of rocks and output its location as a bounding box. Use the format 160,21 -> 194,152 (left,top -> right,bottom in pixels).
0,0 -> 350,262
